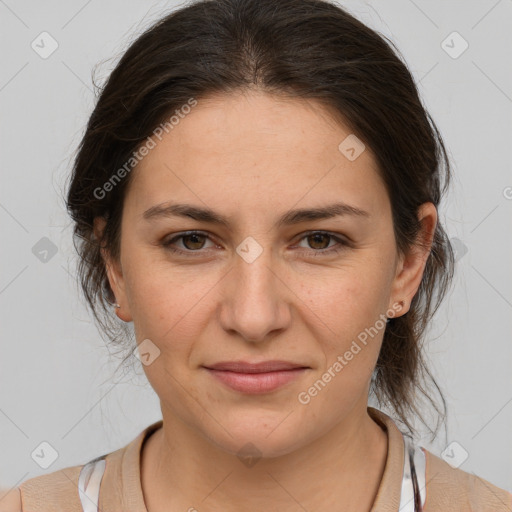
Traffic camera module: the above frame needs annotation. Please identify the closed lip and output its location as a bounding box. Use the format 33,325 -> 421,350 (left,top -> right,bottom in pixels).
203,360 -> 310,373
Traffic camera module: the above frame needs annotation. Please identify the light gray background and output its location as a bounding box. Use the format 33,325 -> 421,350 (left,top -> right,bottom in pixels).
1,0 -> 511,497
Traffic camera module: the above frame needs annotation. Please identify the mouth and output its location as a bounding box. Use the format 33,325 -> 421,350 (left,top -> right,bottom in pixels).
202,360 -> 310,394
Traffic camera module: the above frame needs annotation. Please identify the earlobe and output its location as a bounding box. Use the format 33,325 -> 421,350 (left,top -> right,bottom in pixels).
114,305 -> 131,323
93,216 -> 132,322
103,254 -> 132,322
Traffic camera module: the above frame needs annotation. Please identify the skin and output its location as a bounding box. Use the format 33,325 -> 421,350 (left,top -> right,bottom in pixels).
94,89 -> 436,511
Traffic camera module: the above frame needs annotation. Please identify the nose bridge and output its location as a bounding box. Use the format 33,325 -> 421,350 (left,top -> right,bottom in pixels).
234,234 -> 279,302
220,234 -> 290,341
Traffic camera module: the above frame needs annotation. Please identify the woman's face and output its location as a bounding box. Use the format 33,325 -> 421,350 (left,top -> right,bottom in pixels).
98,90 -> 434,457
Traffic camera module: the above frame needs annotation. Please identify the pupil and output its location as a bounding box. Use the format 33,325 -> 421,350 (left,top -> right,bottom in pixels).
185,234 -> 204,250
310,233 -> 328,249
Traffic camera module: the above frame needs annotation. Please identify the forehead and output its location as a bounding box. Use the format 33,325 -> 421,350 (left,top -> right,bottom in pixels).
124,90 -> 388,220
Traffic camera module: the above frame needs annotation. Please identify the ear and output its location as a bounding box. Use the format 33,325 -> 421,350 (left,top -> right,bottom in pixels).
388,202 -> 437,317
93,216 -> 133,322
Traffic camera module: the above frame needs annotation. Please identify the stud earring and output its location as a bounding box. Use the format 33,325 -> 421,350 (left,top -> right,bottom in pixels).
386,300 -> 406,323
105,297 -> 121,309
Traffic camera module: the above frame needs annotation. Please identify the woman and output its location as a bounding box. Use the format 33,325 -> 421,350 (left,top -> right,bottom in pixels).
7,0 -> 511,510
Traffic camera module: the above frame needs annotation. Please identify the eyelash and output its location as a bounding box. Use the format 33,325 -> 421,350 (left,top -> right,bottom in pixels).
161,230 -> 350,257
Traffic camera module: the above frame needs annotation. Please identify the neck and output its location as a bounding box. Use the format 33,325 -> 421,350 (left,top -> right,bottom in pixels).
141,406 -> 388,512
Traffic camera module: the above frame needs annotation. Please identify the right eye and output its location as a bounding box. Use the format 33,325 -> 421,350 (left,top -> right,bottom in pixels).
162,231 -> 218,256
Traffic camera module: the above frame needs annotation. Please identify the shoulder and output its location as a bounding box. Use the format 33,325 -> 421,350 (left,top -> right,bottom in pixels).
423,448 -> 512,511
0,488 -> 22,512
17,463 -> 85,512
14,421 -> 156,511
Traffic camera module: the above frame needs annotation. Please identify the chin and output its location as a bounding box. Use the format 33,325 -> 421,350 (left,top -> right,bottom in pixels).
200,412 -> 311,459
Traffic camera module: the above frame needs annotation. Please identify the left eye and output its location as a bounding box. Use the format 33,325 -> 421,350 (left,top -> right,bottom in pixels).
162,230 -> 348,256
296,231 -> 342,251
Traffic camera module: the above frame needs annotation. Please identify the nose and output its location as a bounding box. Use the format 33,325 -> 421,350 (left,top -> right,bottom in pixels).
218,240 -> 292,344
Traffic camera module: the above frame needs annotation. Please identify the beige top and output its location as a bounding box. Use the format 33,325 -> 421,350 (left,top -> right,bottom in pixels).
12,407 -> 512,511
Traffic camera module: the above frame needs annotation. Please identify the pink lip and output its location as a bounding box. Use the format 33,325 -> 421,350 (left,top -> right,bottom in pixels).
203,360 -> 309,394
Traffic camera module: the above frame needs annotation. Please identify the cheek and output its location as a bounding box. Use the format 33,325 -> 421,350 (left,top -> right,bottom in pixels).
299,259 -> 393,347
122,243 -> 215,333
129,276 -> 208,345
297,274 -> 387,411
125,266 -> 208,396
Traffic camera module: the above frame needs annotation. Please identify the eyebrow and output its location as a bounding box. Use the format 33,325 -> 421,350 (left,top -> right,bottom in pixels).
142,201 -> 370,228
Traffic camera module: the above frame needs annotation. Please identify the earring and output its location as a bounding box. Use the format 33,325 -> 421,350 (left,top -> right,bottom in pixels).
386,300 -> 406,323
106,297 -> 121,309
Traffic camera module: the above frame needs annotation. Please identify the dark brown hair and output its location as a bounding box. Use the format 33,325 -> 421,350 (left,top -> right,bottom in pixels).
65,0 -> 454,440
